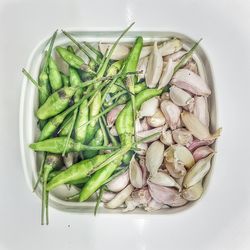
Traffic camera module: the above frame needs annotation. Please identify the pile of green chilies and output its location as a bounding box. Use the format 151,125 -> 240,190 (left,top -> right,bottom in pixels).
22,24 -> 182,225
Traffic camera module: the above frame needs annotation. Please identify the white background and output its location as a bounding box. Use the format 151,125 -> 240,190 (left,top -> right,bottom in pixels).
0,0 -> 249,249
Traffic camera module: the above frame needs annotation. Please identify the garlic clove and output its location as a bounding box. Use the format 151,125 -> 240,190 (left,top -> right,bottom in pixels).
146,108 -> 166,127
158,59 -> 175,89
193,96 -> 210,127
172,69 -> 211,96
172,128 -> 193,146
146,141 -> 165,176
182,181 -> 203,201
187,139 -> 214,152
63,152 -> 78,168
99,43 -> 130,60
123,196 -> 138,212
159,39 -> 183,56
109,126 -> 118,136
106,170 -> 130,192
144,199 -> 163,212
169,86 -> 194,107
136,126 -> 164,143
184,60 -> 198,74
135,143 -> 148,156
164,144 -> 195,169
181,111 -> 222,140
163,50 -> 186,62
137,56 -> 149,81
105,184 -> 134,209
140,46 -> 152,58
141,117 -> 151,131
139,97 -> 159,118
169,194 -> 188,207
193,146 -> 214,162
149,171 -> 181,191
164,161 -> 187,178
145,41 -> 163,88
101,191 -> 116,202
183,153 -> 214,188
139,156 -> 148,186
160,129 -> 174,145
107,104 -> 125,127
135,118 -> 143,133
160,100 -> 181,130
161,92 -> 170,101
129,156 -> 143,188
148,181 -> 181,206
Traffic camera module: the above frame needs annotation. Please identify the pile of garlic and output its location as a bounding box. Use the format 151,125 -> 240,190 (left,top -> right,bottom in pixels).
101,38 -> 221,212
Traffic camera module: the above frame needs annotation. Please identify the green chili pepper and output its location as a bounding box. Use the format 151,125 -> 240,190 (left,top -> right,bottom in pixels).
37,86 -> 76,120
41,154 -> 63,225
122,150 -> 134,165
79,157 -> 122,202
48,56 -> 63,91
46,153 -> 113,191
61,73 -> 69,86
74,99 -> 88,143
30,137 -> 118,154
134,82 -> 146,93
83,129 -> 104,159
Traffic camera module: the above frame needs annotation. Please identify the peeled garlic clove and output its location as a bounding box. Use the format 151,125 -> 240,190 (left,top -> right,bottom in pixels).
182,181 -> 203,201
63,152 -> 78,168
105,184 -> 134,209
129,156 -> 143,188
136,126 -> 163,143
136,143 -> 148,156
165,161 -> 186,178
145,42 -> 163,88
169,86 -> 193,107
159,39 -> 183,56
137,56 -> 149,81
144,199 -> 163,212
147,108 -> 166,127
164,50 -> 186,62
160,129 -> 173,145
139,97 -> 159,118
107,104 -> 125,127
99,43 -> 130,60
187,139 -> 214,152
158,59 -> 175,89
193,146 -> 214,162
193,96 -> 210,127
148,181 -> 180,205
149,171 -> 181,191
106,170 -> 129,192
183,153 -> 214,188
172,69 -> 211,96
146,141 -> 164,176
160,100 -> 181,130
110,126 -> 118,136
140,46 -> 152,58
101,191 -> 116,202
172,128 -> 193,146
184,60 -> 198,74
181,111 -> 222,140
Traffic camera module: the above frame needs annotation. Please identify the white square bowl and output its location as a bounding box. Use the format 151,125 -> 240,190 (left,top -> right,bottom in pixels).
19,30 -> 218,214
